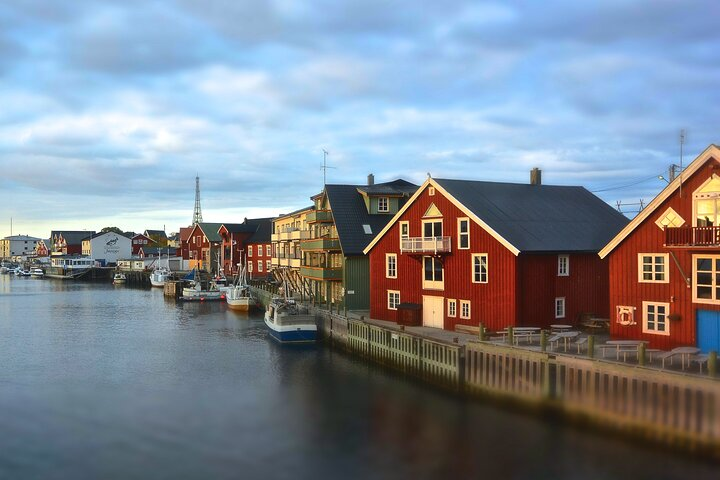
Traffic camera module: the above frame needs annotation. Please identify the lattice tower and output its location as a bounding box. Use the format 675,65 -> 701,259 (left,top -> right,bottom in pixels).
192,175 -> 203,225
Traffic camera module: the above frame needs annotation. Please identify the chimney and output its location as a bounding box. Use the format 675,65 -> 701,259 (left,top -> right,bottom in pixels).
367,173 -> 375,186
530,168 -> 542,186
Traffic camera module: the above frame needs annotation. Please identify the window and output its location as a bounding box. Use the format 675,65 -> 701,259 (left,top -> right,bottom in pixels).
694,175 -> 720,226
378,197 -> 389,212
460,300 -> 470,319
458,218 -> 470,249
555,297 -> 566,319
429,186 -> 435,196
248,246 -> 253,257
655,207 -> 685,229
258,260 -> 263,272
558,255 -> 569,276
248,262 -> 253,273
448,299 -> 457,317
363,224 -> 372,234
472,254 -> 488,283
399,221 -> 409,248
693,255 -> 720,304
266,260 -> 272,270
642,301 -> 670,335
388,290 -> 400,310
258,245 -> 263,256
423,256 -> 444,289
386,253 -> 397,278
638,253 -> 668,283
422,220 -> 442,238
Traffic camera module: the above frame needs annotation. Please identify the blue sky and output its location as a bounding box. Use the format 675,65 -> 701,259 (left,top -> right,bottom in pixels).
1,0 -> 719,239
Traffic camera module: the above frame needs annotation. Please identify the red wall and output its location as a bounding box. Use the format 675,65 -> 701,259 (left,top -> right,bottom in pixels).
608,157 -> 720,349
517,253 -> 609,327
370,184 -> 518,332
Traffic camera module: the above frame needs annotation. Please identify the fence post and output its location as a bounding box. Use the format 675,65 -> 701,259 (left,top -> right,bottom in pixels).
507,326 -> 514,346
478,322 -> 485,341
638,342 -> 646,366
540,330 -> 547,352
587,335 -> 595,359
709,351 -> 717,377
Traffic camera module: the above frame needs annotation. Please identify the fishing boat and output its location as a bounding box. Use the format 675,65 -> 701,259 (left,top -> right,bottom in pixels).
264,298 -> 317,343
112,272 -> 126,284
14,268 -> 31,276
181,268 -> 223,301
30,267 -> 44,278
150,253 -> 173,288
225,263 -> 255,311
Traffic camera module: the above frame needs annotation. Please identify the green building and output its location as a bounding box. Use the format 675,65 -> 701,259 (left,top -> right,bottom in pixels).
301,176 -> 417,311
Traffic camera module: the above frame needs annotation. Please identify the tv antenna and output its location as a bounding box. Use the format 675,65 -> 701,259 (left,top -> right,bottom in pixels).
679,129 -> 686,198
321,149 -> 336,186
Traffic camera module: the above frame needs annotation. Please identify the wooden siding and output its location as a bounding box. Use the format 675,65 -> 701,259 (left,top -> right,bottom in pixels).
369,184 -> 518,331
608,155 -> 720,349
517,253 -> 609,327
345,256 -> 370,310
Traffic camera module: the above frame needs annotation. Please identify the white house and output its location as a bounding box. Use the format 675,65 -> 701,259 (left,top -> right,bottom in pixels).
82,232 -> 131,266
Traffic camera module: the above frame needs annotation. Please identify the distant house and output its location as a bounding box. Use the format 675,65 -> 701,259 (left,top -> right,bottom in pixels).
144,229 -> 168,247
186,222 -> 224,273
302,176 -> 418,310
244,218 -> 273,280
81,231 -> 131,266
178,227 -> 193,261
600,144 -> 720,352
271,206 -> 315,296
218,218 -> 274,278
51,231 -> 95,256
364,173 -> 628,330
34,239 -> 51,257
0,235 -> 41,259
131,233 -> 154,255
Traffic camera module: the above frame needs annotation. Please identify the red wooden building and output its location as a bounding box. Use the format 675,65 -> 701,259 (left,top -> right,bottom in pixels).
50,230 -> 95,256
131,233 -> 154,255
217,218 -> 273,277
186,223 -> 223,273
599,144 -> 720,352
364,174 -> 628,331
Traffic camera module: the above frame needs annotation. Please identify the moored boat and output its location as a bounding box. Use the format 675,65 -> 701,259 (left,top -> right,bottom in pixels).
150,266 -> 172,287
30,267 -> 44,278
0,266 -> 9,274
181,268 -> 224,301
264,299 -> 317,343
113,273 -> 126,284
226,262 -> 255,311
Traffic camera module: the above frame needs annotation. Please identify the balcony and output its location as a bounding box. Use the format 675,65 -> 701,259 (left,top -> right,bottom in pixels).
300,266 -> 342,281
400,236 -> 452,254
307,210 -> 333,223
665,226 -> 720,247
301,237 -> 341,251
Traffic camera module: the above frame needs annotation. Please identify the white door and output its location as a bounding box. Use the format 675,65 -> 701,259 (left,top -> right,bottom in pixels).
422,295 -> 444,328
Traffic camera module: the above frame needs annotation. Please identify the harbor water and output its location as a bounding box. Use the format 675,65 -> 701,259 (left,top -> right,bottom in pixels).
0,275 -> 717,479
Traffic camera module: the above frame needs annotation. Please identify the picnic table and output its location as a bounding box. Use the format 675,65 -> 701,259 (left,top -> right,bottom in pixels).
601,340 -> 649,361
499,327 -> 540,344
657,346 -> 701,370
549,331 -> 580,352
550,324 -> 572,333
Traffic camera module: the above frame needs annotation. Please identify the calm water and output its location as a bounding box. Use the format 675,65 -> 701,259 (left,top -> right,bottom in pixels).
0,275 -> 717,480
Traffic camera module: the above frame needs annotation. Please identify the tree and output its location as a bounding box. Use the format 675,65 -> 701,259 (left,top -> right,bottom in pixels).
100,227 -> 124,235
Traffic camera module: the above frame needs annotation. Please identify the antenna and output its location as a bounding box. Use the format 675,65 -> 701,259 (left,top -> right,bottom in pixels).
193,175 -> 203,225
679,129 -> 686,198
320,149 -> 336,186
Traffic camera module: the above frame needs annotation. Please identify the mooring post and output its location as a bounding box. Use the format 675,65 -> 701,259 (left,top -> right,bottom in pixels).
638,342 -> 646,366
540,330 -> 547,352
709,351 -> 717,377
507,326 -> 514,346
478,322 -> 485,341
587,335 -> 595,359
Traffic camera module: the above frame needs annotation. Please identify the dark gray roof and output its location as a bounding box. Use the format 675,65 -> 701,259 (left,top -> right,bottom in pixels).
51,230 -> 95,245
356,180 -> 418,196
435,179 -> 629,252
245,217 -> 273,244
327,180 -> 418,256
144,229 -> 168,239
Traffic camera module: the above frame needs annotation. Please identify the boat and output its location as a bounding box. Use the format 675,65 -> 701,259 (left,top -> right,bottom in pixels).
264,298 -> 317,343
150,257 -> 172,288
181,268 -> 224,301
113,273 -> 126,284
225,262 -> 255,311
14,268 -> 31,276
0,266 -> 8,274
30,267 -> 44,278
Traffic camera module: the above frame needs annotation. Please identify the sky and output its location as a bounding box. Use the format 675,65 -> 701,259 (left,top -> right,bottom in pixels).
1,0 -> 719,239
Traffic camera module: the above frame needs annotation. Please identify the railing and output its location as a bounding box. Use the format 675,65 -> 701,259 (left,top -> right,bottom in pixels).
300,266 -> 342,281
400,236 -> 452,254
307,210 -> 333,223
665,226 -> 720,246
301,238 -> 341,251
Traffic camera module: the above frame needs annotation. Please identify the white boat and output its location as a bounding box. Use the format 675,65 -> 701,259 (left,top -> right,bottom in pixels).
181,269 -> 223,301
226,263 -> 255,311
30,267 -> 44,278
113,273 -> 126,284
150,252 -> 173,287
264,298 -> 317,343
15,268 -> 31,276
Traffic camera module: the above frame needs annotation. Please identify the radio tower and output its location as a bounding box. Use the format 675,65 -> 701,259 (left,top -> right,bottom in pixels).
192,175 -> 203,225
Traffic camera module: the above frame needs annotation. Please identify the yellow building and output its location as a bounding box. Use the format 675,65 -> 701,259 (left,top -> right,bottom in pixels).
271,206 -> 314,298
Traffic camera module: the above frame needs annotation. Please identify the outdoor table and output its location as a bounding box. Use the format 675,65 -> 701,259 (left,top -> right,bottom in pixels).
605,340 -> 649,361
670,346 -> 701,370
553,331 -> 580,351
550,324 -> 572,332
499,327 -> 540,343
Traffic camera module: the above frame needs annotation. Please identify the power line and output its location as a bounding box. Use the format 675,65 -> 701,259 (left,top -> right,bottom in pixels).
590,173 -> 664,193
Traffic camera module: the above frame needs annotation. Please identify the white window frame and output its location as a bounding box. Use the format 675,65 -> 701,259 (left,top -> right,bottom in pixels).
642,301 -> 670,336
422,256 -> 444,290
258,260 -> 263,272
460,300 -> 471,319
266,260 -> 272,271
386,253 -> 397,279
448,299 -> 457,317
378,197 -> 389,213
258,245 -> 263,256
457,217 -> 470,250
558,255 -> 569,277
471,253 -> 488,284
388,290 -> 400,310
692,254 -> 720,305
421,219 -> 443,238
637,253 -> 669,283
248,246 -> 253,257
555,297 -> 566,319
655,207 -> 685,230
248,262 -> 253,273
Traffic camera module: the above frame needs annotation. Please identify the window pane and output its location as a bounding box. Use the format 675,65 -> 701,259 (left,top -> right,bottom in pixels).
434,259 -> 443,281
424,223 -> 432,237
697,258 -> 712,271
643,273 -> 653,281
697,272 -> 712,285
424,258 -> 433,280
654,273 -> 664,281
698,286 -> 713,299
654,256 -> 664,264
643,265 -> 652,272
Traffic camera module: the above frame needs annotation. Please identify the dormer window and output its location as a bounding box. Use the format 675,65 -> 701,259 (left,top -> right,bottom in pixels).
378,197 -> 389,212
694,175 -> 720,227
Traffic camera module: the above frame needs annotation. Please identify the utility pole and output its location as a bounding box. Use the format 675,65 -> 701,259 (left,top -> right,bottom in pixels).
320,149 -> 335,186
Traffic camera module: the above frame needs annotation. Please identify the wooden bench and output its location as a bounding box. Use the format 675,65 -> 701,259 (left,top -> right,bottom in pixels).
580,317 -> 609,330
455,324 -> 480,335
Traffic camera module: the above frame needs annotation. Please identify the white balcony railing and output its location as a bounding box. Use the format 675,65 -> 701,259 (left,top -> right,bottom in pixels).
400,236 -> 452,254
